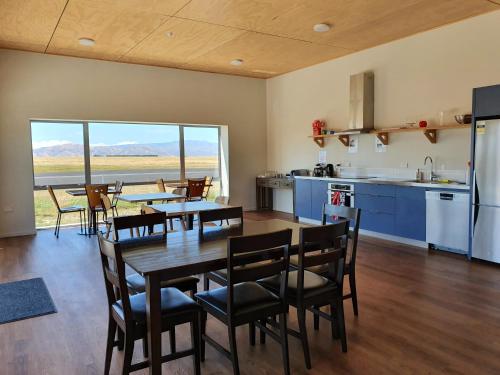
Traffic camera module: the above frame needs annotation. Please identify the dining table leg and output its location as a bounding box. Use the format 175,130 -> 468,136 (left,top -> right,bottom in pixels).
187,214 -> 194,230
146,273 -> 162,375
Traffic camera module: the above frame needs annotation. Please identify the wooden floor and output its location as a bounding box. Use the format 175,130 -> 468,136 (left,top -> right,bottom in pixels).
1,211 -> 500,375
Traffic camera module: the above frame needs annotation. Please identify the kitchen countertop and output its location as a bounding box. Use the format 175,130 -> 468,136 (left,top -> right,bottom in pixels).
294,175 -> 470,190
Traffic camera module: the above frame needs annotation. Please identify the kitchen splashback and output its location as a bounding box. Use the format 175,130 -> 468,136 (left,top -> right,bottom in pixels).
336,166 -> 468,183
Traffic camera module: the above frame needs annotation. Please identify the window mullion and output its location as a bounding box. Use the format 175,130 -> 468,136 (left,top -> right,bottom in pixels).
179,125 -> 186,182
83,122 -> 91,185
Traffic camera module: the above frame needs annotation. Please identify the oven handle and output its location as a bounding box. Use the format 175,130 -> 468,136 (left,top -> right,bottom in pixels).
328,189 -> 354,194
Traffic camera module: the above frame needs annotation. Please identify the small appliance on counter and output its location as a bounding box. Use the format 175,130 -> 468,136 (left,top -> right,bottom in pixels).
290,169 -> 309,177
313,163 -> 334,177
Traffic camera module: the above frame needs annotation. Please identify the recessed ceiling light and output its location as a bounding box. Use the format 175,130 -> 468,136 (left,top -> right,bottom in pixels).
313,23 -> 331,33
230,59 -> 243,66
165,31 -> 174,38
78,37 -> 95,47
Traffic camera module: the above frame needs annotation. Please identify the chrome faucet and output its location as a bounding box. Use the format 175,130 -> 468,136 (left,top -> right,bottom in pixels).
424,156 -> 437,181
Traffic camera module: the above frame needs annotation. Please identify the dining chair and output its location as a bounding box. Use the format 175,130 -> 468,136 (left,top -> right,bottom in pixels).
47,185 -> 86,237
85,184 -> 108,234
195,229 -> 293,375
100,193 -> 115,239
187,178 -> 205,201
201,176 -> 213,200
200,207 -> 243,291
258,222 -> 350,369
97,232 -> 201,375
167,187 -> 187,231
110,180 -> 123,216
156,178 -> 166,192
290,204 -> 361,322
214,196 -> 230,225
112,212 -> 200,355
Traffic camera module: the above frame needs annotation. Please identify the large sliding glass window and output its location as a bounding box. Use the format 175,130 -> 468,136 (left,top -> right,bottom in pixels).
88,122 -> 181,184
31,120 -> 224,228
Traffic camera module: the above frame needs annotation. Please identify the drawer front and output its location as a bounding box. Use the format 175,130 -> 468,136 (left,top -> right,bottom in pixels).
396,186 -> 426,200
355,193 -> 395,214
356,183 -> 396,197
295,179 -> 312,218
280,180 -> 294,189
360,211 -> 395,235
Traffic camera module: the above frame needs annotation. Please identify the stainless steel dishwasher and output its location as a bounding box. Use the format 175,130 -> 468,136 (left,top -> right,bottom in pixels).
426,191 -> 469,253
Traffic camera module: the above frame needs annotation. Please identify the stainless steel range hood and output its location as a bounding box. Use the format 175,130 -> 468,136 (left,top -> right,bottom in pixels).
336,71 -> 374,134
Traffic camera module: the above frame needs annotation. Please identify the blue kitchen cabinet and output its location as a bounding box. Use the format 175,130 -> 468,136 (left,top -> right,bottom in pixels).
295,179 -> 312,219
395,186 -> 426,241
311,179 -> 329,221
355,183 -> 396,235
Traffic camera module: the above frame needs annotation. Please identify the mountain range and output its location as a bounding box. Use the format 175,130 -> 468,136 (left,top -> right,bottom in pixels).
33,141 -> 218,157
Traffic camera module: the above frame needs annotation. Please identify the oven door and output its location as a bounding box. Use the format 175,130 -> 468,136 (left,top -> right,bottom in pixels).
329,189 -> 354,207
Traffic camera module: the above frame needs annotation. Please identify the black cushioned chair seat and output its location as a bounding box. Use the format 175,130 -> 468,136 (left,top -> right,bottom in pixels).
60,205 -> 85,213
195,282 -> 280,316
259,270 -> 337,299
113,287 -> 200,322
126,273 -> 199,294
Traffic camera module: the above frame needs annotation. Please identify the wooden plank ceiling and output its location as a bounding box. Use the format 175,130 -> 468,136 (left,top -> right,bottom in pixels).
1,0 -> 498,78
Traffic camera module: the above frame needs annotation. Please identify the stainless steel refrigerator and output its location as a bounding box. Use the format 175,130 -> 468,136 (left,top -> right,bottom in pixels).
471,85 -> 500,262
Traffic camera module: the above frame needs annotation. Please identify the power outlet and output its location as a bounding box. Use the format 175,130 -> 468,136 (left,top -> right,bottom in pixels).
400,161 -> 408,168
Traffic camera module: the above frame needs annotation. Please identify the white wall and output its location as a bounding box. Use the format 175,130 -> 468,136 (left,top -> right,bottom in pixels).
267,10 -> 500,212
0,50 -> 267,237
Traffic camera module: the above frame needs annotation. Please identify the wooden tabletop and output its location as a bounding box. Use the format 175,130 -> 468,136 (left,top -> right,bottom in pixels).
147,201 -> 230,217
66,188 -> 117,196
116,192 -> 185,203
123,219 -> 307,280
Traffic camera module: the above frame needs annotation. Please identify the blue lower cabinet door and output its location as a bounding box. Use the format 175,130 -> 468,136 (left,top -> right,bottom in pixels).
361,211 -> 395,235
395,198 -> 426,240
311,180 -> 329,221
295,179 -> 312,219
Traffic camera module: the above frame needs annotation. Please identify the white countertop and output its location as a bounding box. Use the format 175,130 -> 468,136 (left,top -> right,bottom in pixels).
294,175 -> 470,190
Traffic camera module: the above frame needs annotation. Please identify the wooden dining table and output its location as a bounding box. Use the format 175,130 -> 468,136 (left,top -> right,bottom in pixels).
122,218 -> 308,375
147,201 -> 231,230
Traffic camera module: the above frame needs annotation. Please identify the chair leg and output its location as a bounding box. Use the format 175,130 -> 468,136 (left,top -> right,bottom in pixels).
203,274 -> 210,291
83,209 -> 87,236
279,313 -> 290,375
117,329 -> 124,351
330,302 -> 339,339
142,337 -> 149,358
228,324 -> 240,375
297,307 -> 312,369
313,305 -> 320,330
122,332 -> 134,375
259,318 -> 266,344
249,322 -> 256,346
336,299 -> 348,352
55,213 -> 61,237
200,310 -> 207,362
104,317 -> 117,375
169,326 -> 176,353
79,210 -> 83,234
169,218 -> 174,231
350,272 -> 359,316
191,315 -> 201,375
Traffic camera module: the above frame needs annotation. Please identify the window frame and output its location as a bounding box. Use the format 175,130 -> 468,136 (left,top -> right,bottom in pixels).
30,120 -> 222,190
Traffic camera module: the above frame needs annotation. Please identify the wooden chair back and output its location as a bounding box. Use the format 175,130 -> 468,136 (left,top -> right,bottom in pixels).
112,180 -> 123,205
297,222 -> 349,293
322,204 -> 360,265
47,185 -> 61,212
112,212 -> 167,241
226,229 -> 292,315
214,196 -> 229,205
187,178 -> 205,201
85,184 -> 108,210
97,232 -> 133,322
156,178 -> 166,192
199,207 -> 242,239
101,193 -> 113,212
202,176 -> 213,199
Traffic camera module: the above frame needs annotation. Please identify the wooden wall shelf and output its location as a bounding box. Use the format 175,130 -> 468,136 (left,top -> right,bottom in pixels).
309,124 -> 470,147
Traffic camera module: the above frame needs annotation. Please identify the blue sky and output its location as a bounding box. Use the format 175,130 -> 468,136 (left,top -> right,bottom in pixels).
31,122 -> 218,149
